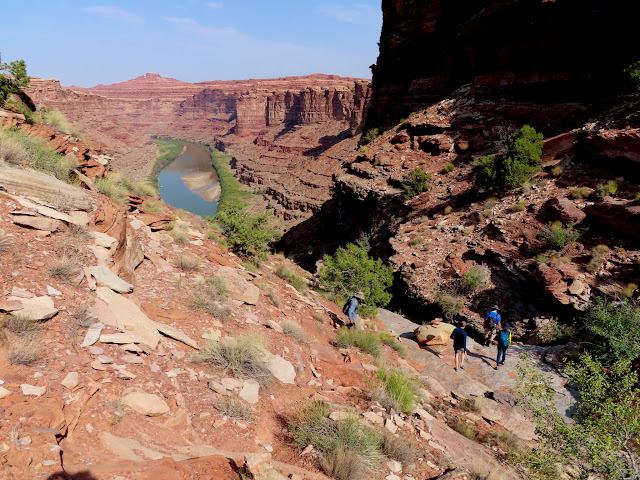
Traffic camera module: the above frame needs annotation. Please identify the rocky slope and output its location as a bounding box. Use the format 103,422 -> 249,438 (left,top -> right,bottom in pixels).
26,74 -> 370,225
0,110 -> 565,480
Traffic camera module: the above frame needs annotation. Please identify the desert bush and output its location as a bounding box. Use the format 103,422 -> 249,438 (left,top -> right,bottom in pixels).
596,180 -> 619,198
487,430 -> 523,453
408,236 -> 422,246
313,312 -> 327,323
459,398 -> 480,413
282,321 -> 308,344
4,315 -> 43,336
374,368 -> 419,414
189,276 -> 230,320
141,199 -> 162,213
537,222 -> 579,251
336,327 -> 381,357
0,128 -> 72,183
214,397 -> 254,421
288,401 -> 384,480
361,128 -> 379,145
459,266 -> 489,294
442,162 -> 455,174
120,178 -> 158,197
168,228 -> 189,244
621,283 -> 638,299
378,331 -> 406,357
71,302 -> 94,328
402,168 -> 431,200
48,255 -> 79,283
210,200 -> 276,259
95,176 -> 129,207
435,293 -> 464,321
8,336 -> 40,365
381,430 -> 417,467
535,317 -> 575,344
39,107 -> 76,135
0,54 -> 29,107
173,254 -> 201,272
447,417 -> 478,441
265,291 -> 281,307
194,334 -> 273,387
625,60 -> 640,90
568,186 -> 591,199
586,244 -> 610,273
319,237 -> 393,318
583,299 -> 640,364
274,261 -> 308,293
473,125 -> 543,192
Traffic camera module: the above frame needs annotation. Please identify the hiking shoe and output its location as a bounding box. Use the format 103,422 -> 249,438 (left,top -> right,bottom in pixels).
454,367 -> 458,372
460,365 -> 464,370
499,362 -> 505,365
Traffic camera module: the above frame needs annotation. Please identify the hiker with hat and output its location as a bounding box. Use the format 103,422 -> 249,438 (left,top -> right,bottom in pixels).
342,291 -> 364,326
495,322 -> 512,369
483,305 -> 502,346
450,321 -> 468,371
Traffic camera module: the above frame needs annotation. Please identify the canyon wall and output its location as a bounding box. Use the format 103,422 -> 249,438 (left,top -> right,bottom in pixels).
27,74 -> 371,220
365,0 -> 636,131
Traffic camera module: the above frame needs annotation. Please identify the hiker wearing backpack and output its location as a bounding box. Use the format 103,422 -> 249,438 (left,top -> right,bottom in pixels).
483,305 -> 501,346
449,321 -> 468,371
343,291 -> 364,326
495,323 -> 512,369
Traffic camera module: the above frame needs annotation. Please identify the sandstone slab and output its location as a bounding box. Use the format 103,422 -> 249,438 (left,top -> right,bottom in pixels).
414,322 -> 455,345
90,266 -> 133,293
239,379 -> 260,404
61,372 -> 79,390
215,266 -> 260,305
21,384 -> 46,396
266,354 -> 296,384
121,392 -> 170,416
80,322 -> 104,347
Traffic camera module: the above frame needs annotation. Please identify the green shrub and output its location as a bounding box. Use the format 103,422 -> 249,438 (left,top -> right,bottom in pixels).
275,261 -> 308,293
402,168 -> 431,200
150,138 -> 183,188
568,186 -> 591,199
318,237 -> 394,318
473,125 -> 543,192
336,327 -> 381,357
375,368 -> 419,414
624,60 -> 640,90
586,244 -> 610,273
361,128 -> 379,145
38,107 -> 76,135
0,128 -> 72,183
510,199 -> 527,212
120,178 -> 158,197
447,417 -> 478,441
435,293 -> 464,320
378,332 -> 406,357
209,200 -> 276,259
537,222 -> 579,250
288,401 -> 384,480
583,298 -> 640,365
596,180 -> 619,198
459,266 -> 489,294
194,334 -> 273,387
442,162 -> 455,174
620,283 -> 637,299
208,147 -> 251,207
95,176 -> 129,207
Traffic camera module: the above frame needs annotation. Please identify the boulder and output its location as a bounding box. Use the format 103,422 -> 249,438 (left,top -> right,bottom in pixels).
0,166 -> 93,211
121,392 -> 170,416
0,387 -> 11,399
21,384 -> 46,396
61,372 -> 79,390
239,379 -> 260,404
586,197 -> 640,240
546,197 -> 586,224
266,354 -> 296,384
215,266 -> 260,305
11,214 -> 64,232
89,266 -> 134,293
414,322 -> 455,345
9,295 -> 58,321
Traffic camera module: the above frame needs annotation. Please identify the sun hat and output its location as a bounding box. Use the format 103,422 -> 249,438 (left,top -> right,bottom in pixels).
355,291 -> 365,299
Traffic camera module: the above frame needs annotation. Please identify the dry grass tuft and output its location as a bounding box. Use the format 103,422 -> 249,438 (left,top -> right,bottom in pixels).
194,334 -> 273,387
189,276 -> 231,320
282,320 -> 308,344
48,255 -> 80,283
173,254 -> 201,272
214,397 -> 254,421
381,430 -> 417,467
72,302 -> 95,328
168,228 -> 189,244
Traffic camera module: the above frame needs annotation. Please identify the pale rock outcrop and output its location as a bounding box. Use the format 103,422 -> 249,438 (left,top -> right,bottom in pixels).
121,392 -> 170,416
215,266 -> 260,305
414,322 -> 455,346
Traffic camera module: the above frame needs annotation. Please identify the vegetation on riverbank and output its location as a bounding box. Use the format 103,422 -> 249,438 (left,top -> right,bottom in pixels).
149,137 -> 184,188
207,145 -> 250,208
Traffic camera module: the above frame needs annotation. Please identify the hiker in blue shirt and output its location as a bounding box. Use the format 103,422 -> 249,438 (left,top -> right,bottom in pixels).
449,321 -> 468,371
343,291 -> 364,326
495,323 -> 512,369
483,305 -> 501,346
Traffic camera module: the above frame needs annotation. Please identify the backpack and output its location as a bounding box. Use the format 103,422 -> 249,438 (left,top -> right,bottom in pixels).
485,311 -> 498,329
498,330 -> 511,347
342,297 -> 354,315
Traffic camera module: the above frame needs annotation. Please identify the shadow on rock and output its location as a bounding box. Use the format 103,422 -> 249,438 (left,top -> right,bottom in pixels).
46,472 -> 97,480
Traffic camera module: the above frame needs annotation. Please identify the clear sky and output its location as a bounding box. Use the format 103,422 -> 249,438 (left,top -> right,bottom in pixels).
0,1 -> 381,87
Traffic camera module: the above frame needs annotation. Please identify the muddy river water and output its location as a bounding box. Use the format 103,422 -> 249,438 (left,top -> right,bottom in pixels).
157,142 -> 220,217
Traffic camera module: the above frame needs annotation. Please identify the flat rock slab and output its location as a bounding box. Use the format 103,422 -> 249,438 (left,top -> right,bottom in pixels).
21,384 -> 46,396
0,387 -> 11,399
152,320 -> 199,350
80,322 -> 104,347
215,266 -> 260,305
96,287 -> 160,349
61,372 -> 79,390
8,295 -> 58,321
0,166 -> 93,211
239,380 -> 260,404
90,266 -> 133,293
266,354 -> 296,384
121,392 -> 170,416
99,333 -> 144,345
11,214 -> 64,232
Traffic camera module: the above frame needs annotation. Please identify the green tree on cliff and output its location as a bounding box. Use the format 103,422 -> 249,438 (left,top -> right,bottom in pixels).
0,53 -> 29,107
318,237 -> 394,318
473,125 -> 543,192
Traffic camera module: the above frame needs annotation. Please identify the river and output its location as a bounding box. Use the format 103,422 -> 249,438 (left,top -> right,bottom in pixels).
157,142 -> 221,218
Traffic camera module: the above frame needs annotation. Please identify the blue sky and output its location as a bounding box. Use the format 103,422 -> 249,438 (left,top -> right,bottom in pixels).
0,1 -> 381,87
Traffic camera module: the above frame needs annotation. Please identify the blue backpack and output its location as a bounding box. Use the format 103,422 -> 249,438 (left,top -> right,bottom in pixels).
498,330 -> 511,347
